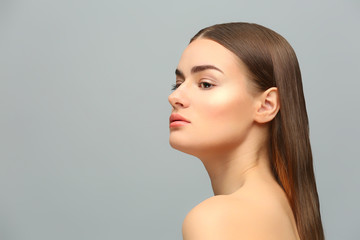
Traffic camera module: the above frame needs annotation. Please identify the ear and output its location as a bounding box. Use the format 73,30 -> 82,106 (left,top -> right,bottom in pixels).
254,87 -> 280,124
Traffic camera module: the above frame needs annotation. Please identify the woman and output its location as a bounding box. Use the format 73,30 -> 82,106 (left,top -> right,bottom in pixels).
168,23 -> 324,240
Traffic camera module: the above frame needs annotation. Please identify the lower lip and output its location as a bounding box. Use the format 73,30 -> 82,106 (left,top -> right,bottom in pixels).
169,121 -> 190,128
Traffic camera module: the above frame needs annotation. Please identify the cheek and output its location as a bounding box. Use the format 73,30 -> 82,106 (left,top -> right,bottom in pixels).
196,89 -> 254,126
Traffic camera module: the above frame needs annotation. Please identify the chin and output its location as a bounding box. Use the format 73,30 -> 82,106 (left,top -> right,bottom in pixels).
169,135 -> 223,158
170,132 -> 246,159
169,136 -> 201,156
169,137 -> 193,154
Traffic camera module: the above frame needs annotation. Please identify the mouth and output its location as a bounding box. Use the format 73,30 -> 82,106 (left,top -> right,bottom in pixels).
169,113 -> 191,128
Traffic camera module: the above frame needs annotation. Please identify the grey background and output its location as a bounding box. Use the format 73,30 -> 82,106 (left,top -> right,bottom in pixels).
1,0 -> 359,239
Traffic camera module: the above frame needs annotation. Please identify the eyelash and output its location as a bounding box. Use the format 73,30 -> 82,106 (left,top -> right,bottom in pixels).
171,83 -> 180,91
199,82 -> 213,89
171,81 -> 214,90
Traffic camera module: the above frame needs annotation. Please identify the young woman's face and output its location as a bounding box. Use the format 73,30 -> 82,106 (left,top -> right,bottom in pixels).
168,38 -> 258,157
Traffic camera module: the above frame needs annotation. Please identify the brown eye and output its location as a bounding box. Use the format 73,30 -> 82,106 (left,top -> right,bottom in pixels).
199,82 -> 213,89
171,84 -> 178,90
171,83 -> 182,90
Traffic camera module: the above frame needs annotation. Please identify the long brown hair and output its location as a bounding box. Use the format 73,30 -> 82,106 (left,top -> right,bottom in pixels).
190,22 -> 324,240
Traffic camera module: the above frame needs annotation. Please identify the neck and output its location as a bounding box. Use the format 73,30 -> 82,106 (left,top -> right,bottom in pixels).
199,137 -> 274,196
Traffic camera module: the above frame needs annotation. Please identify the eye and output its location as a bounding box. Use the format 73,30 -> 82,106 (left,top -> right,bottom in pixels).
199,82 -> 213,89
171,83 -> 181,90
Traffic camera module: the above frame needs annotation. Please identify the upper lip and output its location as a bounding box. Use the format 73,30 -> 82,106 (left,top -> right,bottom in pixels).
169,113 -> 191,123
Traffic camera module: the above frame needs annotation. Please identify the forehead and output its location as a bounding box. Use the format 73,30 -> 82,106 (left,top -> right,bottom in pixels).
178,38 -> 241,73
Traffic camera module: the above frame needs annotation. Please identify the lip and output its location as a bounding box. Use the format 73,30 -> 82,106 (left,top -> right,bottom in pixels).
169,113 -> 191,128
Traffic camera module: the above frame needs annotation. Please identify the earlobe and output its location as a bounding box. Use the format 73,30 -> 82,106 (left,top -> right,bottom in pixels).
254,87 -> 280,124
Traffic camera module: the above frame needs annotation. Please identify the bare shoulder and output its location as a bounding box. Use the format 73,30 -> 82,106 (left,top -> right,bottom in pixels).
182,194 -> 298,240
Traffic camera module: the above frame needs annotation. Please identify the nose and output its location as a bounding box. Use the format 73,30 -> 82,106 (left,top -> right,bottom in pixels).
168,86 -> 189,109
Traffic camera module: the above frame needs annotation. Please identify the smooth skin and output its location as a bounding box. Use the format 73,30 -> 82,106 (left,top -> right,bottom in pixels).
169,39 -> 300,240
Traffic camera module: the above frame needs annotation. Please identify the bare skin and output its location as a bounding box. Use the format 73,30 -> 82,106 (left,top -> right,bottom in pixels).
181,157 -> 300,240
169,39 -> 300,240
181,134 -> 300,240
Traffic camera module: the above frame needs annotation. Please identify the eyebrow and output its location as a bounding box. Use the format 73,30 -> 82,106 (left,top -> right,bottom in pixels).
175,65 -> 224,79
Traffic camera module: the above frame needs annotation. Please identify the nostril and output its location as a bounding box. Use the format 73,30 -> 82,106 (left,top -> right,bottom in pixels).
176,101 -> 184,107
